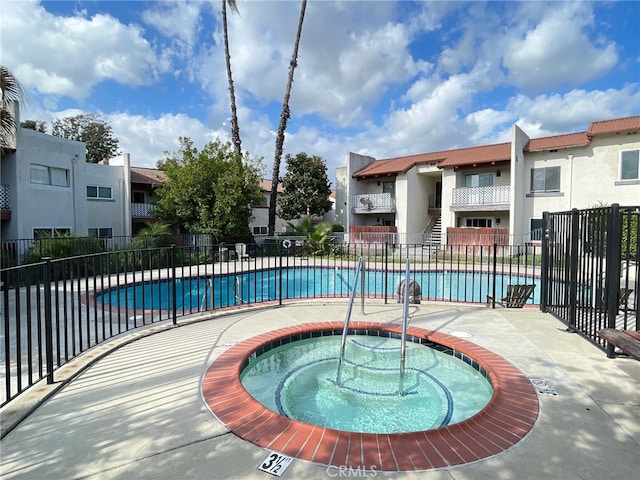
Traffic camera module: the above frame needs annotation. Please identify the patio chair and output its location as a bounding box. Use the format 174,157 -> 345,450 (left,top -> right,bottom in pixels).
235,243 -> 250,261
487,284 -> 535,308
595,288 -> 634,313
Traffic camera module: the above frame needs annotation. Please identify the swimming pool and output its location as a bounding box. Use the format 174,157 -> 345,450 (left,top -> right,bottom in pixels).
96,267 -> 540,310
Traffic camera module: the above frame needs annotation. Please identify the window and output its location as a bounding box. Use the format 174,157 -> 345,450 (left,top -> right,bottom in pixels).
382,181 -> 395,195
530,166 -> 560,192
465,173 -> 493,188
253,226 -> 268,235
33,228 -> 71,238
463,218 -> 492,228
530,218 -> 544,241
620,150 -> 639,180
253,195 -> 268,208
87,185 -> 113,199
30,164 -> 69,187
88,228 -> 113,238
132,191 -> 146,203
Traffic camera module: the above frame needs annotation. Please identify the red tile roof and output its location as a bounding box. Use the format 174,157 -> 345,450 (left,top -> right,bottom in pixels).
526,132 -> 590,152
352,115 -> 640,178
130,167 -> 167,185
260,179 -> 283,193
588,116 -> 640,136
354,143 -> 510,178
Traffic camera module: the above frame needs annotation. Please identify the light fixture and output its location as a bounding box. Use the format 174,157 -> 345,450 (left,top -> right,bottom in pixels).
496,170 -> 501,177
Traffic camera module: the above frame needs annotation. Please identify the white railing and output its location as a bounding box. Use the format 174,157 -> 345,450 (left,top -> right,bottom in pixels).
452,185 -> 510,206
131,202 -> 157,218
351,193 -> 395,212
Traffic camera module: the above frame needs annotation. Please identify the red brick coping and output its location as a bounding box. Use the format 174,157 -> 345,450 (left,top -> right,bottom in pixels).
201,322 -> 539,472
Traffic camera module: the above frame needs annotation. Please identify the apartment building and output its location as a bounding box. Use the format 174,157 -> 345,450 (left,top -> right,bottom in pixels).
1,128 -> 132,245
336,115 -> 640,245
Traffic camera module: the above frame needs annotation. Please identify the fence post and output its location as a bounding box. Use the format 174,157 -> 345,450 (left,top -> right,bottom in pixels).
568,208 -> 579,332
540,211 -> 550,313
42,257 -> 54,384
360,257 -> 365,315
171,245 -> 177,326
278,247 -> 283,306
384,242 -> 388,304
490,243 -> 497,308
605,204 -> 622,358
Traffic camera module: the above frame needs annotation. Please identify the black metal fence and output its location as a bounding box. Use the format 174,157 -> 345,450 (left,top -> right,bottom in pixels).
1,240 -> 541,408
541,204 -> 639,356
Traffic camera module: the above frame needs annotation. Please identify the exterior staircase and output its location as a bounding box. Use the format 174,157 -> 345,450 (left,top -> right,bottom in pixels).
422,211 -> 442,254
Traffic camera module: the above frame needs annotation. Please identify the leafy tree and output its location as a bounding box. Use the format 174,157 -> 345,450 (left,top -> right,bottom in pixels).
21,119 -> 47,133
155,137 -> 263,241
278,152 -> 332,220
51,113 -> 119,163
222,0 -> 242,156
268,0 -> 308,236
1,65 -> 24,152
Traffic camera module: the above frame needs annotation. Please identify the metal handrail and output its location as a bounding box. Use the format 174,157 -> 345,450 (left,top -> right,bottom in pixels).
233,276 -> 245,305
399,258 -> 410,395
335,256 -> 364,386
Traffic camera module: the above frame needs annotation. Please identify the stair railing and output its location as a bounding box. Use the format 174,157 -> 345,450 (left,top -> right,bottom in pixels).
399,257 -> 410,395
335,256 -> 364,386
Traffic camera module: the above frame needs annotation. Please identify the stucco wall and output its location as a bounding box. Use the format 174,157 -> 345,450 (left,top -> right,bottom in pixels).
399,169 -> 430,236
85,162 -> 128,237
519,131 -> 640,238
13,129 -> 87,239
3,129 -> 133,241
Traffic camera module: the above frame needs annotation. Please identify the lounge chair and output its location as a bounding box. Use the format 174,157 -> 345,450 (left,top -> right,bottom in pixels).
487,284 -> 535,308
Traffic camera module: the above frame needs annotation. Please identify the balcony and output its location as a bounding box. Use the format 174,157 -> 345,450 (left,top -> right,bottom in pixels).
131,202 -> 157,218
1,184 -> 10,220
451,185 -> 510,211
351,193 -> 395,214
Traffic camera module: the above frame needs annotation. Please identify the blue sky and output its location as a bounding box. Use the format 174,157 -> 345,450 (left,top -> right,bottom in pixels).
2,1 -> 639,184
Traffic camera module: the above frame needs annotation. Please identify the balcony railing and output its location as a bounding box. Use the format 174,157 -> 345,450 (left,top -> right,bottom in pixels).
131,202 -> 157,218
451,185 -> 510,208
1,184 -> 10,210
351,193 -> 395,213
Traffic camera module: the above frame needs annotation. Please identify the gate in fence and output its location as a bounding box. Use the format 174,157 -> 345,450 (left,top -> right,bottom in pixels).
541,204 -> 639,356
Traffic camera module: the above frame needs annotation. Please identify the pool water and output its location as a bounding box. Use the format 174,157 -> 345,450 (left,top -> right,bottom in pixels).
240,334 -> 493,434
97,267 -> 540,310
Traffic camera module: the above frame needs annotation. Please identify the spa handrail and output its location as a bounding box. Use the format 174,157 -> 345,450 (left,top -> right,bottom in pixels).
335,256 -> 364,386
399,258 -> 410,395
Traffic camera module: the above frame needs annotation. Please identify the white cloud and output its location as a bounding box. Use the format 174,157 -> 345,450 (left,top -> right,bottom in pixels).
502,2 -> 618,93
1,0 -> 169,100
107,112 -> 223,168
141,1 -> 203,47
507,85 -> 640,135
203,1 -> 428,127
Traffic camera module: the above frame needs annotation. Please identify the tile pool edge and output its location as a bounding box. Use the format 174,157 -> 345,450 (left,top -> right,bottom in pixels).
201,321 -> 539,472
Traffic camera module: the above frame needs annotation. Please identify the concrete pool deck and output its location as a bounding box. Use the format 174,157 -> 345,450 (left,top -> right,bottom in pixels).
1,301 -> 639,479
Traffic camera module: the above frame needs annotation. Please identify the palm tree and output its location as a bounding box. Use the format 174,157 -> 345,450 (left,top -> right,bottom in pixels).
268,0 -> 307,236
1,65 -> 24,152
222,0 -> 242,156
